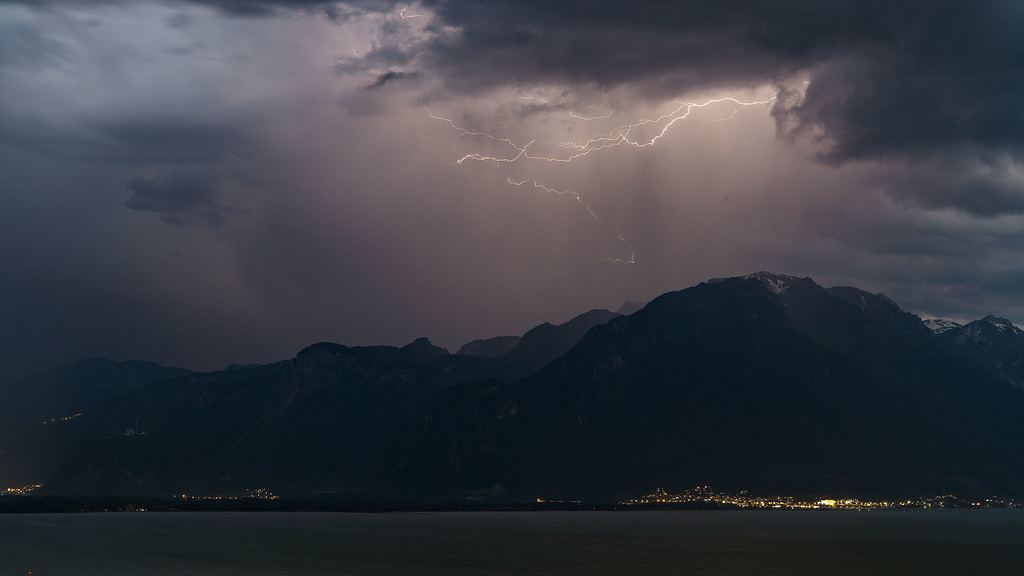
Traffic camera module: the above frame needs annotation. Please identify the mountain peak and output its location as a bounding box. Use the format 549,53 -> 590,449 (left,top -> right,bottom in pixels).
295,342 -> 348,359
400,337 -> 449,362
923,318 -> 963,334
745,271 -> 807,295
981,315 -> 1017,332
709,271 -> 812,295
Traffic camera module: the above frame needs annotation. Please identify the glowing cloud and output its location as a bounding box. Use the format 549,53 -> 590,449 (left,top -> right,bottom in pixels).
429,94 -> 776,264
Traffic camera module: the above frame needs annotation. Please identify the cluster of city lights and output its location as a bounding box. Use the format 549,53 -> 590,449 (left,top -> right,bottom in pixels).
1,484 -> 43,496
174,488 -> 279,501
621,487 -> 1021,509
42,413 -> 83,425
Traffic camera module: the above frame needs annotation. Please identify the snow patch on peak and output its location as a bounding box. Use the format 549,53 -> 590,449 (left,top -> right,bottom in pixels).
982,315 -> 1015,332
923,318 -> 962,334
741,271 -> 807,295
762,276 -> 788,295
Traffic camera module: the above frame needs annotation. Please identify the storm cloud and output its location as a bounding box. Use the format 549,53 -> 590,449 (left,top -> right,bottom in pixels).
409,0 -> 1024,213
2,0 -> 1024,378
364,70 -> 421,89
125,168 -> 245,228
300,0 -> 1023,212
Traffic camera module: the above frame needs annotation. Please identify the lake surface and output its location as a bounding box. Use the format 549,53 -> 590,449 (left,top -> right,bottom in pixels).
1,509 -> 1022,575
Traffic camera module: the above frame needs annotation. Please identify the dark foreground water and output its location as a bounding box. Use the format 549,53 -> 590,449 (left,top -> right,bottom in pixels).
2,509 -> 1022,575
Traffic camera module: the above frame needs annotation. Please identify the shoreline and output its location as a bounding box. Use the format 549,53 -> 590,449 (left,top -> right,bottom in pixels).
2,495 -> 1020,514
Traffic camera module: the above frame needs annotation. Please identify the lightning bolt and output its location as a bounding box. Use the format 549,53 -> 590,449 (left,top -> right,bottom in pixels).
400,6 -> 425,18
505,178 -> 635,264
568,109 -> 614,121
437,96 -> 774,166
331,11 -> 773,267
596,226 -> 636,265
427,110 -> 534,164
506,178 -> 600,221
431,93 -> 776,265
549,96 -> 776,163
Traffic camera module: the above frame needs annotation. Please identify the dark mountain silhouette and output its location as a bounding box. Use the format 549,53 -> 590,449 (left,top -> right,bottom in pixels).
615,301 -> 644,315
489,308 -> 622,382
938,315 -> 1024,389
457,336 -> 521,357
393,274 -> 1024,499
0,359 -> 191,488
41,339 -> 489,496
15,273 -> 1024,501
0,358 -> 189,434
457,308 -> 623,382
34,309 -> 623,496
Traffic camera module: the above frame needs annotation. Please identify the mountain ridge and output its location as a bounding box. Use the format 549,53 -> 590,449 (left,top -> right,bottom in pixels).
10,272 -> 1024,501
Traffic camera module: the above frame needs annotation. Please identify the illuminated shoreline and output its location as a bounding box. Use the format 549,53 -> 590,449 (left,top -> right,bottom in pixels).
616,486 -> 1021,510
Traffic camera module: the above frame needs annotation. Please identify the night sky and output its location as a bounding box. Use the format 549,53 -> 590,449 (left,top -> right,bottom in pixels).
2,0 -> 1023,377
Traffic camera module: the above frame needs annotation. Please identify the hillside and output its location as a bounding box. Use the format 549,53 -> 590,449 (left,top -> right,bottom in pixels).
14,273 -> 1024,501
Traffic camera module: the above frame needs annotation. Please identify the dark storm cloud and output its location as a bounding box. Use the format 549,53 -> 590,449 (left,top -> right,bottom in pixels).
96,118 -> 242,163
873,151 -> 1024,217
125,168 -> 245,228
404,1 -> 1024,158
772,3 -> 1024,162
0,0 -> 314,15
0,113 -> 241,165
415,0 -> 890,91
10,0 -> 1021,168
4,0 -> 1024,380
153,0 -> 1021,162
332,43 -> 418,77
390,0 -> 1024,213
364,69 -> 420,89
156,0 -> 389,18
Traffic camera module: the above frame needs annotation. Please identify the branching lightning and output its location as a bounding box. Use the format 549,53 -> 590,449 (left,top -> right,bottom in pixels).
329,9 -> 772,267
431,94 -> 776,265
434,97 -> 774,166
569,109 -> 615,121
551,96 -> 776,163
598,226 -> 636,265
506,178 -> 600,221
427,110 -> 534,164
505,178 -> 636,264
